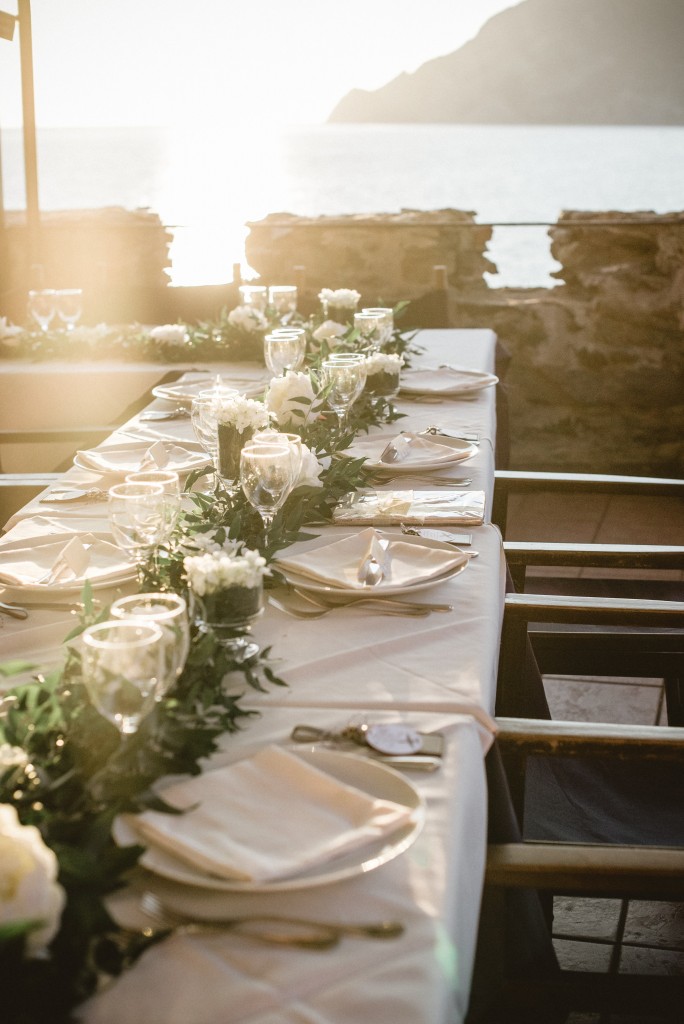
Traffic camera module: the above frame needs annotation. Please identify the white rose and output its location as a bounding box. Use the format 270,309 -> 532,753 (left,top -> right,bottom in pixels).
266,371 -> 321,428
0,317 -> 23,347
312,320 -> 347,345
149,324 -> 189,345
318,288 -> 361,310
0,804 -> 65,957
294,443 -> 323,489
227,305 -> 267,333
365,351 -> 404,375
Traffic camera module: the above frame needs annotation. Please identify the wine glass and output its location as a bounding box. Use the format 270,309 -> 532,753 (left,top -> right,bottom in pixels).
81,620 -> 165,735
107,481 -> 167,576
362,307 -> 394,346
253,429 -> 303,482
239,284 -> 268,312
125,469 -> 181,541
321,356 -> 367,433
28,289 -> 56,332
268,285 -> 297,319
240,442 -> 296,545
110,592 -> 190,698
353,311 -> 384,350
264,330 -> 307,376
55,288 -> 83,331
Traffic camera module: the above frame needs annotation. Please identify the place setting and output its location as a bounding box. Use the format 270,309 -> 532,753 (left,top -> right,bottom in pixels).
73,437 -> 210,478
346,429 -> 478,478
399,365 -> 498,399
152,370 -> 270,407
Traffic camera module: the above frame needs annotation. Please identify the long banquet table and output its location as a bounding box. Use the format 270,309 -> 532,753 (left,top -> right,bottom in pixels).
0,329 -> 505,1024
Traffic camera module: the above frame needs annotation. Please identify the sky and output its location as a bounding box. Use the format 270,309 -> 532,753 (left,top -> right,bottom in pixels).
0,0 -> 517,130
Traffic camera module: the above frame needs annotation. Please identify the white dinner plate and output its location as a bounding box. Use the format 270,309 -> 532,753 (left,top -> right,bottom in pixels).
0,620 -> 73,688
73,441 -> 210,477
152,375 -> 268,407
400,366 -> 498,397
276,531 -> 470,597
345,432 -> 477,474
113,749 -> 424,893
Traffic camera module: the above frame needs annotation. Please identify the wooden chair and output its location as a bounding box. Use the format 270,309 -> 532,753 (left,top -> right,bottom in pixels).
469,593 -> 684,1022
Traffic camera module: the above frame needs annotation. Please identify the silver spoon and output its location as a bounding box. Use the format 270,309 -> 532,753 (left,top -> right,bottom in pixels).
0,600 -> 29,620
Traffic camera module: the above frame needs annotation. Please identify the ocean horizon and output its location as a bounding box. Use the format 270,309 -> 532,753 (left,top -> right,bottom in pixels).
2,122 -> 684,288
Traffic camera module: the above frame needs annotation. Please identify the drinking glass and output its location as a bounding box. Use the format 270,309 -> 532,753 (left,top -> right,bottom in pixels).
55,288 -> 83,331
240,442 -> 296,544
253,429 -> 303,482
193,578 -> 264,663
264,330 -> 307,376
81,620 -> 165,735
125,469 -> 181,541
354,311 -> 384,350
107,481 -> 167,573
362,307 -> 394,346
110,592 -> 190,698
321,356 -> 367,433
190,387 -> 239,480
268,285 -> 297,318
28,289 -> 56,332
239,284 -> 268,312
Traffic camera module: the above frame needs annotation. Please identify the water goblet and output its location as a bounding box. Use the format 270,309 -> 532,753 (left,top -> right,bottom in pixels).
239,284 -> 268,312
125,469 -> 181,541
81,620 -> 165,736
55,288 -> 83,331
28,289 -> 56,332
107,481 -> 167,577
264,330 -> 307,376
240,442 -> 296,545
321,356 -> 367,434
268,285 -> 297,319
362,307 -> 394,346
354,311 -> 384,350
253,429 -> 303,482
110,592 -> 190,698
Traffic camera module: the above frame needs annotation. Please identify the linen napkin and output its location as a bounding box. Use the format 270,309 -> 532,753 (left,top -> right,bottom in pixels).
75,440 -> 208,476
275,527 -> 467,590
333,489 -> 486,526
121,745 -> 417,883
400,365 -> 498,396
0,532 -> 133,587
346,432 -> 459,469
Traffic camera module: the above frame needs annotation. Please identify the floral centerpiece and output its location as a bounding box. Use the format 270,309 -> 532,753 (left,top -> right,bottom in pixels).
318,288 -> 361,324
364,351 -> 405,397
215,394 -> 270,483
265,370 -> 322,430
227,304 -> 268,334
184,542 -> 268,648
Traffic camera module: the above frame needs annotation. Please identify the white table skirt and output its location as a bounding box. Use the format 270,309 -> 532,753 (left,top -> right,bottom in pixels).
0,329 -> 503,1024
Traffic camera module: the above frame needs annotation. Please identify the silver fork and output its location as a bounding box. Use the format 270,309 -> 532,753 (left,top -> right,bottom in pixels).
139,891 -> 404,949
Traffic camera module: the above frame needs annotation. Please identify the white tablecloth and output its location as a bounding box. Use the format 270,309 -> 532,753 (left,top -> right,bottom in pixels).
0,329 -> 503,1024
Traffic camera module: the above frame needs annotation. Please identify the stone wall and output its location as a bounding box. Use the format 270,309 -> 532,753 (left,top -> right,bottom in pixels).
244,210 -> 494,305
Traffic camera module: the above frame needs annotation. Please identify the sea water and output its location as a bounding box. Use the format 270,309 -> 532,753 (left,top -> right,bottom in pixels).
2,123 -> 684,288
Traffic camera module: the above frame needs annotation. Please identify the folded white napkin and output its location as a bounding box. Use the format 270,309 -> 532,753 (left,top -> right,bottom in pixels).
275,527 -> 466,590
0,532 -> 133,587
75,440 -> 208,476
121,745 -> 416,883
400,365 -> 498,395
333,489 -> 486,526
347,432 -> 457,469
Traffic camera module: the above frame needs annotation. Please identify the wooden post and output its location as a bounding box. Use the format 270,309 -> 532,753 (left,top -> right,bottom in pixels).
18,0 -> 40,273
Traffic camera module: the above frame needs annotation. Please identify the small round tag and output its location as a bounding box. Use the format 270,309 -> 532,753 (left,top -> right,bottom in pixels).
364,723 -> 423,755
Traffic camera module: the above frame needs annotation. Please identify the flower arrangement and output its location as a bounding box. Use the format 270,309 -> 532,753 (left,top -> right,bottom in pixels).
227,305 -> 267,333
148,323 -> 189,346
311,319 -> 348,345
214,394 -> 270,481
0,803 -> 65,957
265,370 -> 321,429
183,545 -> 267,596
364,351 -> 405,396
318,288 -> 361,313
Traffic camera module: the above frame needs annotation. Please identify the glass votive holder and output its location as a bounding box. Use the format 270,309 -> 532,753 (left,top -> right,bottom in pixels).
264,331 -> 307,375
362,307 -> 394,346
354,311 -> 384,350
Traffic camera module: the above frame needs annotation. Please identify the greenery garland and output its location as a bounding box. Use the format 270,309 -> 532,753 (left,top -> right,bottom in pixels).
0,331 -> 410,1020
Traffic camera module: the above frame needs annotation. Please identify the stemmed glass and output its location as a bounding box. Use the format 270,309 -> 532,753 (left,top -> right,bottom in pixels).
240,442 -> 296,545
264,329 -> 307,376
353,311 -> 384,350
239,284 -> 268,312
107,481 -> 167,578
125,469 -> 181,541
28,289 -> 56,332
55,288 -> 83,331
110,592 -> 190,699
362,306 -> 394,346
253,429 -> 303,484
321,355 -> 367,434
268,285 -> 297,319
81,620 -> 165,736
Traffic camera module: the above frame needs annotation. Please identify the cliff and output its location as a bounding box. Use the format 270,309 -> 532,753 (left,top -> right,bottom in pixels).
328,0 -> 684,125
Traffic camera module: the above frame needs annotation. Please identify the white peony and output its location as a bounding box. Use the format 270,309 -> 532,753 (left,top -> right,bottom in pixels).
312,320 -> 347,345
183,546 -> 267,595
0,317 -> 23,347
266,371 -> 321,428
318,288 -> 361,310
215,394 -> 270,433
294,443 -> 323,489
0,804 -> 65,957
365,351 -> 404,375
227,305 -> 267,333
149,324 -> 189,346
